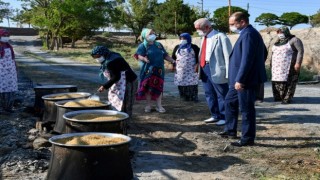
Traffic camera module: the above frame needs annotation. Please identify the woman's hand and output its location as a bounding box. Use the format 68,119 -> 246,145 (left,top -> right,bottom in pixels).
138,55 -> 149,63
294,64 -> 301,72
143,57 -> 150,63
194,64 -> 198,73
98,86 -> 105,92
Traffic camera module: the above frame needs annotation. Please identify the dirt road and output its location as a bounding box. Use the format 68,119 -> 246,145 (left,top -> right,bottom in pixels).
4,36 -> 320,179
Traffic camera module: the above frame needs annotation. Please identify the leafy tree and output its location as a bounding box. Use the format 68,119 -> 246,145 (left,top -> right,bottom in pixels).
212,6 -> 249,33
279,12 -> 309,29
153,0 -> 197,36
189,5 -> 210,20
108,0 -> 157,43
18,0 -> 108,50
310,9 -> 320,27
255,13 -> 278,27
0,1 -> 11,24
58,0 -> 108,48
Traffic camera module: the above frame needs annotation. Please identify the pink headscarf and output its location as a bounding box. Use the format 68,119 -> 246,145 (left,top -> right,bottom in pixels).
0,29 -> 15,59
0,29 -> 10,36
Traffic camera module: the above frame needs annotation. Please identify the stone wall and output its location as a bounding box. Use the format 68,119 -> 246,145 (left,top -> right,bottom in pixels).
159,27 -> 320,74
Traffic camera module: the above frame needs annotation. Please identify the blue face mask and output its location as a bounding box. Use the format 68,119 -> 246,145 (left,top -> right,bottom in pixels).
180,40 -> 187,45
147,34 -> 157,42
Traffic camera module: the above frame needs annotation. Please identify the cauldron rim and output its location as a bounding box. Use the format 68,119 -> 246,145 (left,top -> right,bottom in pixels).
42,92 -> 91,101
49,132 -> 131,147
54,99 -> 111,109
34,84 -> 77,89
63,110 -> 129,123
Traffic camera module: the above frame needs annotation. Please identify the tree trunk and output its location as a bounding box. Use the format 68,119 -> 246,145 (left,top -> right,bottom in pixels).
71,38 -> 76,48
46,34 -> 50,50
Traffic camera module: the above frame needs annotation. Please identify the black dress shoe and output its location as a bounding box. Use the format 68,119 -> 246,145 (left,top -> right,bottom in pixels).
230,140 -> 254,147
218,131 -> 237,139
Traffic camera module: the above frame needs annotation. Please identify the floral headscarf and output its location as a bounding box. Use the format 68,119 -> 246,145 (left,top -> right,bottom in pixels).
140,28 -> 160,48
274,26 -> 295,46
178,33 -> 192,54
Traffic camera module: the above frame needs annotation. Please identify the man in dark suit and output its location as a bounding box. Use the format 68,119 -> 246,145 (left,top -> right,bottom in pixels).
219,12 -> 267,146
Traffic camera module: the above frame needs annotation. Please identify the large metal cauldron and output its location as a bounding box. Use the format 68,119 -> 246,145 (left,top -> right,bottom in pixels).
54,100 -> 111,134
47,132 -> 133,180
33,85 -> 77,116
63,110 -> 129,134
42,92 -> 91,123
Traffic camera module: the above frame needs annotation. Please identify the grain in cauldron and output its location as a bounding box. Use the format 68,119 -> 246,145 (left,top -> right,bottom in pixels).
54,99 -> 111,134
63,110 -> 128,134
47,132 -> 133,180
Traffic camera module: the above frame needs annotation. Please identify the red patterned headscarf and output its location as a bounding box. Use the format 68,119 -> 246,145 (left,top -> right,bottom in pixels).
0,29 -> 14,59
0,29 -> 10,36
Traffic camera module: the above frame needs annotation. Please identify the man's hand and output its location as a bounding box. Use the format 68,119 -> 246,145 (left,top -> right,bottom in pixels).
235,82 -> 244,91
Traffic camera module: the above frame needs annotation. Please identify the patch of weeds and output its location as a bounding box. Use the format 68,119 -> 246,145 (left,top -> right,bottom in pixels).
298,66 -> 318,81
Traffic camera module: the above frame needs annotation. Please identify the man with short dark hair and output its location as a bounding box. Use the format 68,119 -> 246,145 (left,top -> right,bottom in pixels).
219,12 -> 267,146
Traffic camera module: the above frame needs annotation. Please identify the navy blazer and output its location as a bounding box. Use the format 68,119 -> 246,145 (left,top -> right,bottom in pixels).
228,25 -> 267,88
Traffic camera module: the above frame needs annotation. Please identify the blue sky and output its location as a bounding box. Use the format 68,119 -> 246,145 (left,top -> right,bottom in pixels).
2,0 -> 320,30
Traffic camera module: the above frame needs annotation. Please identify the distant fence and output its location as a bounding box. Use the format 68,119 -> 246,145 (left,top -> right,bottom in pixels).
0,27 -> 39,36
0,27 -> 133,36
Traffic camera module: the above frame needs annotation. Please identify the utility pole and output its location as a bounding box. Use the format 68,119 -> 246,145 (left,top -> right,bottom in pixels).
228,0 -> 231,17
197,0 -> 203,15
175,11 -> 177,35
228,0 -> 231,34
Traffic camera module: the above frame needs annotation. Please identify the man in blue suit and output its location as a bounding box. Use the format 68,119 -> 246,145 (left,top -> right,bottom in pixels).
219,12 -> 267,146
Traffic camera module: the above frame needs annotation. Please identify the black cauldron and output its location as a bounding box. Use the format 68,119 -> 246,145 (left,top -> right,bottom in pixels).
47,132 -> 133,180
33,85 -> 77,116
63,110 -> 129,134
54,100 -> 111,134
42,92 -> 91,123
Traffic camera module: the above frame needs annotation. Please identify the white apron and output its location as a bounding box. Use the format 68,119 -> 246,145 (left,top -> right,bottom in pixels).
174,48 -> 198,86
103,70 -> 126,111
271,42 -> 293,81
0,48 -> 18,93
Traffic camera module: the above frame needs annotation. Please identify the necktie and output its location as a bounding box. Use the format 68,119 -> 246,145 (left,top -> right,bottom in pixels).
200,36 -> 207,68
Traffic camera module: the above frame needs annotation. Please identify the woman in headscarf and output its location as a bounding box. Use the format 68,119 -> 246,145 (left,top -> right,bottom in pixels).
0,29 -> 17,114
135,28 -> 176,113
91,45 -> 138,132
172,33 -> 200,102
271,26 -> 304,104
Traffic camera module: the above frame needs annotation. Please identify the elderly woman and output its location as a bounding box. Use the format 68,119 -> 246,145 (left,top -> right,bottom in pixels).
0,29 -> 17,114
135,28 -> 175,113
91,46 -> 138,127
172,33 -> 200,102
271,26 -> 304,104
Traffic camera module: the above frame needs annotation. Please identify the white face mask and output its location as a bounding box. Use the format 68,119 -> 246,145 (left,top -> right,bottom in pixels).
197,30 -> 205,36
180,40 -> 187,45
278,34 -> 286,39
95,56 -> 105,63
229,26 -> 240,33
0,37 -> 10,43
147,34 -> 157,42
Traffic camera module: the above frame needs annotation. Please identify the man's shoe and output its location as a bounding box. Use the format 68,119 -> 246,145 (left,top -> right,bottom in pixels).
230,140 -> 254,147
218,131 -> 237,139
203,117 -> 219,123
215,120 -> 226,126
